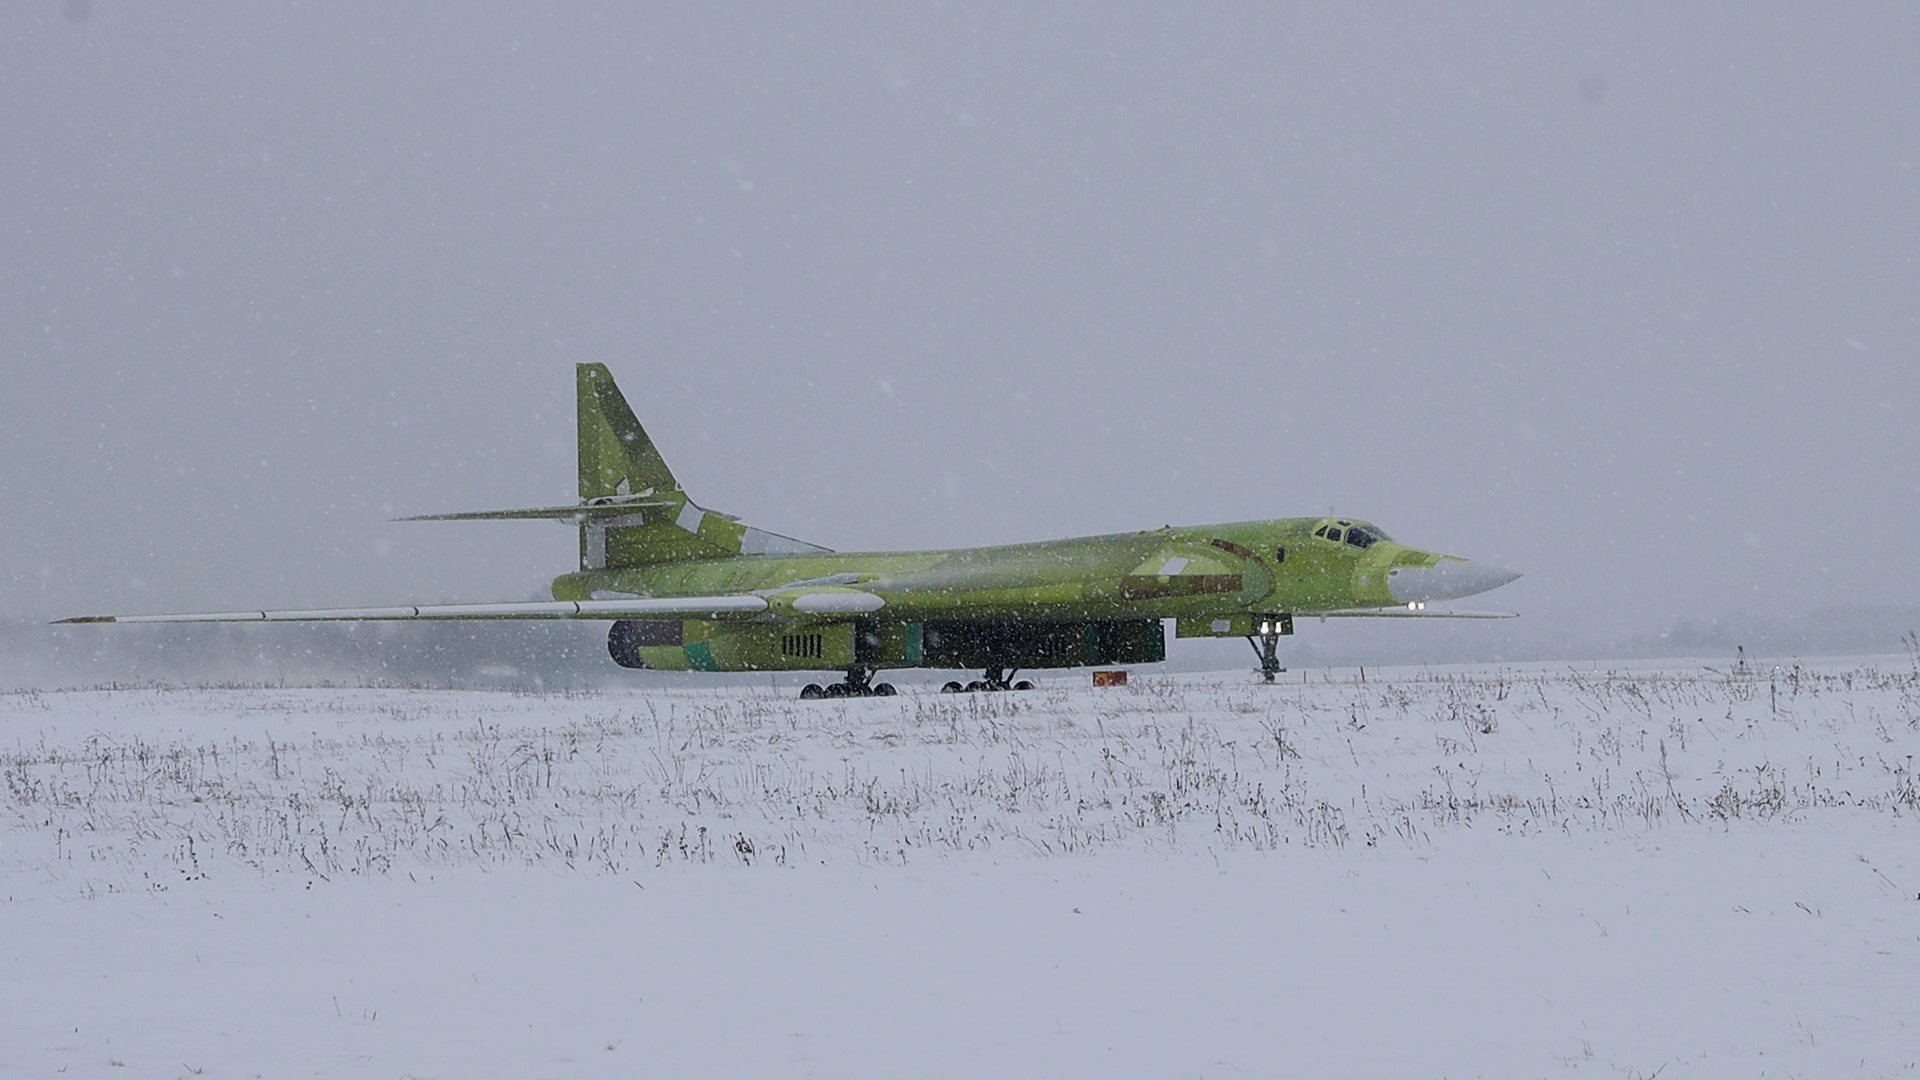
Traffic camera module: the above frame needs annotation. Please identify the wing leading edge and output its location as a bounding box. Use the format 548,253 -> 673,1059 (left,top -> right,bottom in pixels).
55,595 -> 772,625
1315,607 -> 1517,619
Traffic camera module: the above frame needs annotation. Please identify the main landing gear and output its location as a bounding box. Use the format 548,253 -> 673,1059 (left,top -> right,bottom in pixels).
800,669 -> 897,700
1247,616 -> 1291,684
939,667 -> 1036,694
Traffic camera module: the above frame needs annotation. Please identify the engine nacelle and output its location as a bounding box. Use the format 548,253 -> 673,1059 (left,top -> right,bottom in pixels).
608,617 -> 1163,673
608,619 -> 858,672
608,619 -> 682,669
919,618 -> 1164,670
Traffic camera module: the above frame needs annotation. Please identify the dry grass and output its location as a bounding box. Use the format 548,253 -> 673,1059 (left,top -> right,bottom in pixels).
4,659 -> 1917,894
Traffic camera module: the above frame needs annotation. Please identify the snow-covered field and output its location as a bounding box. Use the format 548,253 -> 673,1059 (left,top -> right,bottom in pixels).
4,657 -> 1917,1077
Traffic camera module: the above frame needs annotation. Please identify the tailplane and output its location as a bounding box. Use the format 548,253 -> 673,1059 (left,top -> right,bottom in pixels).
400,364 -> 829,569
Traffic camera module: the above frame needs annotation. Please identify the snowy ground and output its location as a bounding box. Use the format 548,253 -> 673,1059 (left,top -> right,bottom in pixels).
4,657 -> 1918,1077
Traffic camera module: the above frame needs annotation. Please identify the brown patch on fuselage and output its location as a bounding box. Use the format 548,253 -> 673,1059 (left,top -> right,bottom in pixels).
1118,574 -> 1243,600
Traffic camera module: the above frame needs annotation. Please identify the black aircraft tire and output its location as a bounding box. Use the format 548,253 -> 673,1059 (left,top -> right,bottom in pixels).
873,683 -> 897,696
1014,680 -> 1035,691
965,680 -> 986,693
800,684 -> 824,700
941,681 -> 964,694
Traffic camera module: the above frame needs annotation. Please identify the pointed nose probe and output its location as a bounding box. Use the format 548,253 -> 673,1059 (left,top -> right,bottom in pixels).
1387,560 -> 1522,604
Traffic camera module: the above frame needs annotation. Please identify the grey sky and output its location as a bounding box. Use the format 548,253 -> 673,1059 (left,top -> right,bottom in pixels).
4,3 -> 1917,652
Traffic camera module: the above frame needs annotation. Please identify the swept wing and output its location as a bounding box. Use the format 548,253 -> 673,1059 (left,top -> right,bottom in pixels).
1315,607 -> 1516,619
57,595 -> 771,624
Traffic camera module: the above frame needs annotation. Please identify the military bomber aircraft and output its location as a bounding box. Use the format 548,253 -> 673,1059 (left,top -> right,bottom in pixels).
62,364 -> 1520,696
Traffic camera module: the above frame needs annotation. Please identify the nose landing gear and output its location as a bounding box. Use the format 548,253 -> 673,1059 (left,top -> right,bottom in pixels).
1247,614 -> 1292,683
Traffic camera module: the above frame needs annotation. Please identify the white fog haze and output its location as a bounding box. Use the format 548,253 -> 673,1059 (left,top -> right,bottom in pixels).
4,3 -> 1918,676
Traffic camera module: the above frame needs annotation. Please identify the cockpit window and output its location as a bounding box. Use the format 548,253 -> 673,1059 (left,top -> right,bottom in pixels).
1317,518 -> 1393,549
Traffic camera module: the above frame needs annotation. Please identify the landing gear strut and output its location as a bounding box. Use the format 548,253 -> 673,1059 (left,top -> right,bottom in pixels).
800,669 -> 897,699
940,667 -> 1035,693
1246,615 -> 1292,683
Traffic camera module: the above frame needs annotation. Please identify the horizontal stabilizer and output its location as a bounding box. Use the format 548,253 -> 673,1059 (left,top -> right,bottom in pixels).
1316,607 -> 1517,619
396,501 -> 678,523
57,595 -> 771,624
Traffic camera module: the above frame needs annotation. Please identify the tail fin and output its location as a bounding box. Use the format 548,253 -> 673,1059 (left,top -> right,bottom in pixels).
574,364 -> 828,570
577,363 -> 679,501
402,365 -> 826,567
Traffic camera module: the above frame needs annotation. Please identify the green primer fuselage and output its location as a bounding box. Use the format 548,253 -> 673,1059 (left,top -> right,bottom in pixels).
554,517 -> 1442,673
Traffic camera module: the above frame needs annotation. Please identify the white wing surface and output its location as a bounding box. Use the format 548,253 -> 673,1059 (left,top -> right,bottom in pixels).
57,595 -> 770,624
1315,607 -> 1517,619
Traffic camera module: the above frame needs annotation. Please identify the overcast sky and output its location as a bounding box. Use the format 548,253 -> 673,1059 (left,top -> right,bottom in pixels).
4,3 -> 1917,650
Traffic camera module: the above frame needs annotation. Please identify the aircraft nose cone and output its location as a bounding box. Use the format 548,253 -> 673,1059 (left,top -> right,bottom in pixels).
1387,560 -> 1522,604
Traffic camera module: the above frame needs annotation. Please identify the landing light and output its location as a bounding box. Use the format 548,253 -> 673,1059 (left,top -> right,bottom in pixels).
1407,601 -> 1426,611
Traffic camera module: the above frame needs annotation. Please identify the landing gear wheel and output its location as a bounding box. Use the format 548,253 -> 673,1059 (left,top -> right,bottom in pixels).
965,680 -> 987,693
873,683 -> 897,697
801,669 -> 888,700
1013,680 -> 1035,691
941,681 -> 964,694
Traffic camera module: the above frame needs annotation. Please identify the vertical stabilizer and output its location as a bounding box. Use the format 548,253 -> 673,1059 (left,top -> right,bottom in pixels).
401,365 -> 828,573
570,364 -> 832,571
578,363 -> 679,500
